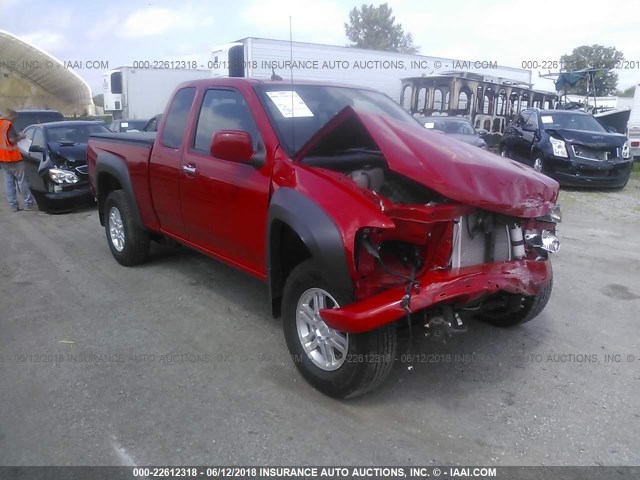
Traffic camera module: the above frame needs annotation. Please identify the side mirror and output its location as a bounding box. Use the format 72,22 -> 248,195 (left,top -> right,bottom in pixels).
522,124 -> 538,132
29,144 -> 44,153
210,130 -> 255,163
477,129 -> 488,136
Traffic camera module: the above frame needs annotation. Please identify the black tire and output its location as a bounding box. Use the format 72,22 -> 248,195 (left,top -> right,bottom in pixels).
104,190 -> 150,266
282,260 -> 397,399
477,277 -> 553,328
531,155 -> 544,173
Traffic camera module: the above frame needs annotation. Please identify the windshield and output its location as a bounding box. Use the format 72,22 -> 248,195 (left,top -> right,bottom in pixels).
540,113 -> 607,132
119,119 -> 147,132
255,84 -> 420,156
424,118 -> 476,135
47,124 -> 111,144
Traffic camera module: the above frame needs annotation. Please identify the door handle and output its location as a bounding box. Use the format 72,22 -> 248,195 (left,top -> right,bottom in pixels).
182,164 -> 197,176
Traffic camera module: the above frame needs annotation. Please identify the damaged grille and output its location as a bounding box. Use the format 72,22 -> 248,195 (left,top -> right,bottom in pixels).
450,214 -> 511,268
571,145 -> 618,161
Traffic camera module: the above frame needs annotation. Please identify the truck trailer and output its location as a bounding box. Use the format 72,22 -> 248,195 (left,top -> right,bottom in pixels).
211,37 -> 532,104
102,67 -> 210,120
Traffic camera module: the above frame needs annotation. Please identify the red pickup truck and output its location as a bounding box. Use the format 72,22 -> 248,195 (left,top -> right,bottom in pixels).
88,78 -> 561,398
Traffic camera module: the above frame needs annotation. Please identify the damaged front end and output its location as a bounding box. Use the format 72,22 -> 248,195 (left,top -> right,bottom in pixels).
296,106 -> 561,335
321,204 -> 559,334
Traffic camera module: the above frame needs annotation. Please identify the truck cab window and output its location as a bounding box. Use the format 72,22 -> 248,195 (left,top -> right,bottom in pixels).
194,89 -> 260,153
161,87 -> 196,149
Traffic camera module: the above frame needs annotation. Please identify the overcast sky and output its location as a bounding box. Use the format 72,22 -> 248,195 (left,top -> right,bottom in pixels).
1,0 -> 638,95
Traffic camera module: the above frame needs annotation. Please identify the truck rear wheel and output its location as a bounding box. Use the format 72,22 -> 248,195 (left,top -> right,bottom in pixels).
104,190 -> 150,266
282,260 -> 397,399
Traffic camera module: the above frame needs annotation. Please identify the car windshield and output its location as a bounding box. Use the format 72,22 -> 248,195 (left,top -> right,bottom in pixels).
540,113 -> 607,132
425,118 -> 476,135
47,124 -> 111,144
255,84 -> 420,156
119,119 -> 147,132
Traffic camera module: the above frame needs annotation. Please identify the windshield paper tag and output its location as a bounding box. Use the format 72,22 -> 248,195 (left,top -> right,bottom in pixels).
266,91 -> 314,118
541,116 -> 553,124
424,122 -> 435,128
121,122 -> 129,127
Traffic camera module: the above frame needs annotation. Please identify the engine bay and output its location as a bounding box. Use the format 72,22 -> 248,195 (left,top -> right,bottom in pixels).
302,149 -> 445,205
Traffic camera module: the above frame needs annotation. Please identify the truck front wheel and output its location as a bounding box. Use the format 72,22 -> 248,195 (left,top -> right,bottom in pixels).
104,190 -> 150,266
282,260 -> 397,399
476,277 -> 553,327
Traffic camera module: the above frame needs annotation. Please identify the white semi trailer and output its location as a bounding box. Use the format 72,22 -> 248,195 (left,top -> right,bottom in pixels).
102,67 -> 210,120
211,37 -> 532,104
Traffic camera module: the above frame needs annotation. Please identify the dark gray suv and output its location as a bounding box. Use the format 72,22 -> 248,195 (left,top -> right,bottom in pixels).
500,109 -> 632,188
13,109 -> 64,132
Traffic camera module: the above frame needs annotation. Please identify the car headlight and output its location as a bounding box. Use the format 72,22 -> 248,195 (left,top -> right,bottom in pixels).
622,140 -> 631,159
49,168 -> 79,184
549,137 -> 568,158
536,205 -> 562,223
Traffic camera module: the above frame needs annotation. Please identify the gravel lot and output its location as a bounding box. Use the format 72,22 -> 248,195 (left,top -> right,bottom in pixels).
1,167 -> 639,466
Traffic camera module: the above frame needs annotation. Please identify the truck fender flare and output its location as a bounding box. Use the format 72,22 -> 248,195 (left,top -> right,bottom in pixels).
94,152 -> 143,228
267,187 -> 353,313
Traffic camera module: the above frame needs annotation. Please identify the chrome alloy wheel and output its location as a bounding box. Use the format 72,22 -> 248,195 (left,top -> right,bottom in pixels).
533,157 -> 543,172
296,288 -> 349,371
108,206 -> 125,252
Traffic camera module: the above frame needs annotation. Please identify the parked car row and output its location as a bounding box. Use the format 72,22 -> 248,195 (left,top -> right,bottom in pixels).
418,107 -> 633,188
10,93 -> 634,216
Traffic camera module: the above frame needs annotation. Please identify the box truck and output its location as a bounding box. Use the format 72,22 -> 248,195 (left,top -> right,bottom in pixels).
102,67 -> 210,120
211,37 -> 533,104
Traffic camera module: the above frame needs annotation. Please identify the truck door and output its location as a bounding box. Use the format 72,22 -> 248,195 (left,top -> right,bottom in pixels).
180,88 -> 271,276
149,87 -> 196,238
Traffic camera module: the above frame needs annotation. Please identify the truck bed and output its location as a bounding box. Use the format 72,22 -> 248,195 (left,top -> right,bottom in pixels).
89,132 -> 156,146
87,132 -> 159,232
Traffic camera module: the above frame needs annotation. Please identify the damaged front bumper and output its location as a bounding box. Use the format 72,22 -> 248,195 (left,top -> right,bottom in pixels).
320,259 -> 552,333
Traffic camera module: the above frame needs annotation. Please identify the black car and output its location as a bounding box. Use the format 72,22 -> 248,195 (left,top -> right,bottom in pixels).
418,115 -> 488,149
13,109 -> 64,132
18,121 -> 111,212
109,118 -> 148,133
500,109 -> 632,188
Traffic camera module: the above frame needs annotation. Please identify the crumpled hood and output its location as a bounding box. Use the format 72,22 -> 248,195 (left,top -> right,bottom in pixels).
48,142 -> 88,163
545,128 -> 626,148
296,107 -> 559,218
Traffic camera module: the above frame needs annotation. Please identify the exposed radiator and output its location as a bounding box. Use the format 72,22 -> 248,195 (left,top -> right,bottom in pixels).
450,214 -> 511,268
